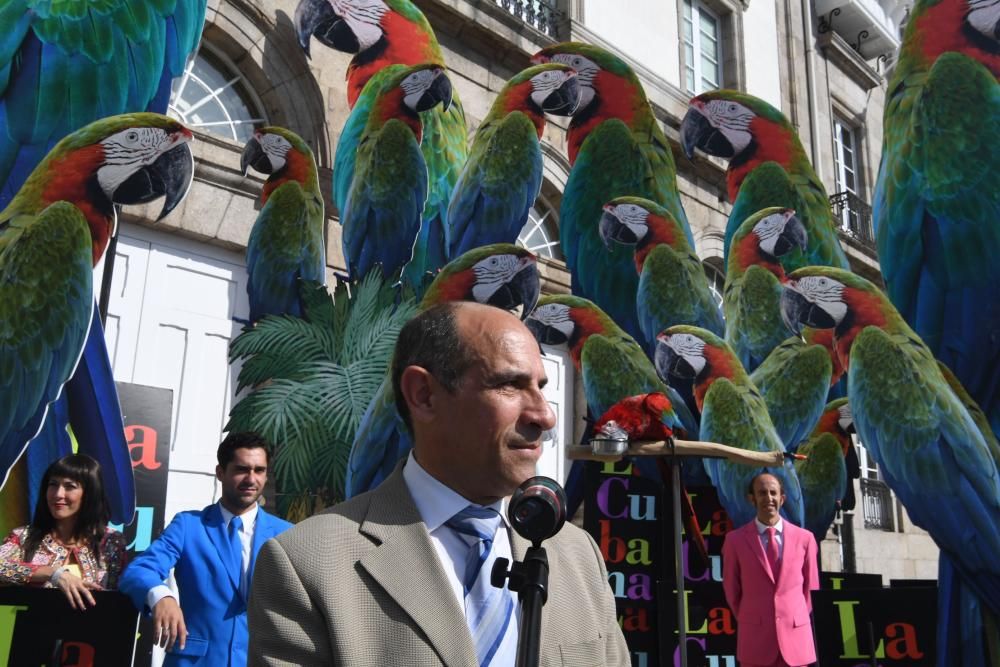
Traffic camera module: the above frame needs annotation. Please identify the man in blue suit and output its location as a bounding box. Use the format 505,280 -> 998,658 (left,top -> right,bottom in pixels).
121,432 -> 292,666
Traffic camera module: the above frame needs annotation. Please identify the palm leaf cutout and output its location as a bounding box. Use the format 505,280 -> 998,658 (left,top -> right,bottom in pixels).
227,272 -> 419,517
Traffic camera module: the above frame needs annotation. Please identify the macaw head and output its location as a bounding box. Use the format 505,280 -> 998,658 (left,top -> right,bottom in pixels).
241,127 -> 314,177
531,42 -> 641,119
835,399 -> 854,433
392,63 -> 453,113
965,0 -> 1000,42
525,294 -> 618,356
654,324 -> 742,387
728,207 -> 806,276
295,0 -> 391,56
680,90 -> 790,161
22,113 -> 194,262
811,398 -> 854,453
779,268 -> 854,336
599,196 -> 684,254
423,243 -> 540,318
502,63 -> 581,118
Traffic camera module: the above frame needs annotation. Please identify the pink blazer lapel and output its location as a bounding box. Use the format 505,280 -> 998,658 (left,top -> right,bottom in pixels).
744,522 -> 776,583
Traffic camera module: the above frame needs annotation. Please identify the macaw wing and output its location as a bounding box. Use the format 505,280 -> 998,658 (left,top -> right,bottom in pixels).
246,181 -> 326,322
0,0 -> 207,208
0,203 -> 93,487
343,120 -> 426,281
699,377 -> 802,526
642,122 -> 692,246
445,112 -> 542,259
724,162 -> 800,265
345,377 -> 410,498
751,337 -> 832,451
580,333 -> 664,419
794,433 -> 847,542
875,53 -> 1000,438
561,120 -> 648,344
638,245 -> 725,350
407,93 -> 469,282
849,326 -> 1000,604
723,265 -> 786,371
787,170 -> 849,271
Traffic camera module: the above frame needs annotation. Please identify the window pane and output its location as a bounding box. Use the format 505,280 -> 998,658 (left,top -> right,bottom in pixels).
518,207 -> 563,261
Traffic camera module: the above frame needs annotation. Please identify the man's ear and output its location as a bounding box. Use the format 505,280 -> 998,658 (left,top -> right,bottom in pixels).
216,464 -> 224,483
399,365 -> 437,425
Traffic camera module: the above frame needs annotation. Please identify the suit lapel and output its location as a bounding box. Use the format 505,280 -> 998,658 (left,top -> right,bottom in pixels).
357,467 -> 478,667
246,509 -> 272,594
203,504 -> 241,592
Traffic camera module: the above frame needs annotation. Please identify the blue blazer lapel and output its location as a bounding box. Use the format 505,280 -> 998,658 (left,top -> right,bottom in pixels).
203,503 -> 241,592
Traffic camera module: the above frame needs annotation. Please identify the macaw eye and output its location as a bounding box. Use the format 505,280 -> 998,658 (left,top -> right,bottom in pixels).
126,131 -> 139,143
729,104 -> 737,112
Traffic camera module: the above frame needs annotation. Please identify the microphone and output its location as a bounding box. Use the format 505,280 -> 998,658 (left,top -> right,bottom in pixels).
507,476 -> 567,546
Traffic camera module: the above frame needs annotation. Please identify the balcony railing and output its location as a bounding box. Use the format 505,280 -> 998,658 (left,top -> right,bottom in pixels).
860,478 -> 895,531
830,190 -> 877,253
494,0 -> 563,38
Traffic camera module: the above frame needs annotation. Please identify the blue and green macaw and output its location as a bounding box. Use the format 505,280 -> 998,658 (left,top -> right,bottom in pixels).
794,432 -> 847,546
295,0 -> 469,288
750,336 -> 832,453
0,0 -> 206,210
599,196 -> 724,355
0,113 -> 194,524
809,398 -> 860,511
340,64 -> 452,283
680,91 -> 849,272
345,244 -> 541,497
530,43 -> 692,351
241,127 -> 326,323
723,207 -> 807,371
782,265 -> 1000,666
654,325 -> 804,528
446,63 -> 579,259
873,0 -> 1000,444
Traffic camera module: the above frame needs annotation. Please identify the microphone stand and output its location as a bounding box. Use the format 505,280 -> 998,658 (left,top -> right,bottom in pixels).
492,544 -> 549,667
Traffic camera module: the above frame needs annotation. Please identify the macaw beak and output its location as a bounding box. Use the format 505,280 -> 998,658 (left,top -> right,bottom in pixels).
780,284 -> 838,336
525,316 -> 568,346
598,207 -> 636,249
240,135 -> 268,176
653,339 -> 697,381
416,70 -> 453,113
112,138 -> 194,221
679,105 -> 733,159
541,75 -> 580,116
294,0 -> 353,56
774,213 -> 808,256
484,257 -> 540,319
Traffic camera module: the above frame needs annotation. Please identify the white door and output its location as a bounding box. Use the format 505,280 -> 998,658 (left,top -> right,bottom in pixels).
105,223 -> 249,522
535,344 -> 575,485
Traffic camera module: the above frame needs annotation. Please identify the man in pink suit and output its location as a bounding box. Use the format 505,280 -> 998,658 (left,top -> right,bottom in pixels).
722,472 -> 819,667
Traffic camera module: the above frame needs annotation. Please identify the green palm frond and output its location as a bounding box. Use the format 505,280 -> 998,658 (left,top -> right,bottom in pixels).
227,271 -> 418,514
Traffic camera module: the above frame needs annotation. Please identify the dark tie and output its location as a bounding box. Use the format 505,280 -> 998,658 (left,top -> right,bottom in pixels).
229,516 -> 244,592
446,505 -> 515,666
766,526 -> 780,577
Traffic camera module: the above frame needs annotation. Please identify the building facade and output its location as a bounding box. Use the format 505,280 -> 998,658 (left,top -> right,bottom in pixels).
104,0 -> 931,584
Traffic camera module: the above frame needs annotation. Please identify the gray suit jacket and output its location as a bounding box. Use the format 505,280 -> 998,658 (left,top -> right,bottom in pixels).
248,465 -> 630,666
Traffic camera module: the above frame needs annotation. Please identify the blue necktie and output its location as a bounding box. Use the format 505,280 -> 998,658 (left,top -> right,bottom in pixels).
446,505 -> 515,666
229,516 -> 244,593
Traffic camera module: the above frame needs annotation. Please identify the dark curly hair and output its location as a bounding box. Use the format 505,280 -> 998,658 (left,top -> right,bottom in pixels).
22,454 -> 111,566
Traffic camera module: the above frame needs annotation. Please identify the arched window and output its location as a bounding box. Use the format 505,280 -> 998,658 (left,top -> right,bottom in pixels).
168,43 -> 266,143
518,202 -> 563,261
703,257 -> 725,307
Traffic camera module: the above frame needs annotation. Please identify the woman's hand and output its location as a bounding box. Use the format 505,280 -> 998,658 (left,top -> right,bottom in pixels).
52,570 -> 101,610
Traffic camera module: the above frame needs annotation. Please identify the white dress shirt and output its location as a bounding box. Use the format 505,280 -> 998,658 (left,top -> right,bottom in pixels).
146,502 -> 258,610
402,452 -> 519,660
754,516 -> 784,562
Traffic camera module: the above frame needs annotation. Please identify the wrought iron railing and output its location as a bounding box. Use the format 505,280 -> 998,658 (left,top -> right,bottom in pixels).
830,190 -> 877,252
860,478 -> 895,531
494,0 -> 563,38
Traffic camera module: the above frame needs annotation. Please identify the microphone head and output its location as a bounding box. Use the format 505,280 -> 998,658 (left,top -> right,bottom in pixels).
508,476 -> 567,545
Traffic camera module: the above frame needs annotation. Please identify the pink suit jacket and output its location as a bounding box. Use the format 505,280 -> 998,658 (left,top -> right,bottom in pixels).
721,520 -> 819,666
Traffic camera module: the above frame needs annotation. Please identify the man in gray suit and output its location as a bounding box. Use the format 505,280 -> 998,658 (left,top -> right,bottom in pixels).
248,302 -> 629,666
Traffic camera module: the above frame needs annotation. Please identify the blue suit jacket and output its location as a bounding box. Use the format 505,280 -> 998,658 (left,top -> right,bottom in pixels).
120,503 -> 292,666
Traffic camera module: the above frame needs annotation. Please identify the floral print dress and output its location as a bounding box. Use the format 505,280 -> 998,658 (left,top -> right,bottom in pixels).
0,526 -> 127,589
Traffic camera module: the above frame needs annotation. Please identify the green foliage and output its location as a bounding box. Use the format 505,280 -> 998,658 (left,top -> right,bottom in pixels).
227,272 -> 419,514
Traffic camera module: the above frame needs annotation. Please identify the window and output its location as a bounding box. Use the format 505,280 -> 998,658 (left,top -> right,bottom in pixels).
683,0 -> 722,94
703,258 -> 725,307
832,117 -> 860,229
518,205 -> 563,261
855,437 -> 896,531
169,43 -> 266,143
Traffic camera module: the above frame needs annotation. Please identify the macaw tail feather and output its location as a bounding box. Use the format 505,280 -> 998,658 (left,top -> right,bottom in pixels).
63,304 -> 136,525
937,554 -> 999,667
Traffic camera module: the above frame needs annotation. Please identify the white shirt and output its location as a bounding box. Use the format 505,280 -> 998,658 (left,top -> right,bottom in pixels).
402,453 -> 519,658
146,501 -> 259,610
755,517 -> 784,562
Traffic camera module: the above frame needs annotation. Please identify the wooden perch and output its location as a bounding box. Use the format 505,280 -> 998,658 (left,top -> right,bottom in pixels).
566,439 -> 785,467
